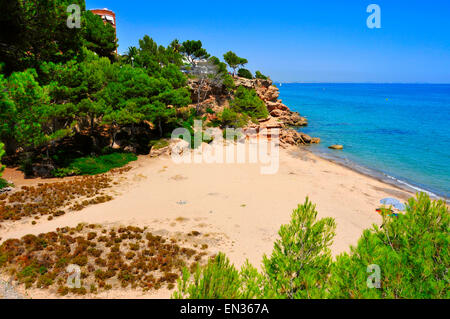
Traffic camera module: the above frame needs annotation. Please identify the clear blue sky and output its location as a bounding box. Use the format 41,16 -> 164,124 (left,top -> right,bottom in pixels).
86,0 -> 450,83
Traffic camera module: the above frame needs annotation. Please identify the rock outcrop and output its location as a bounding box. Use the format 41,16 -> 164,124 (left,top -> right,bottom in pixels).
238,77 -> 317,147
234,77 -> 309,128
185,76 -> 318,149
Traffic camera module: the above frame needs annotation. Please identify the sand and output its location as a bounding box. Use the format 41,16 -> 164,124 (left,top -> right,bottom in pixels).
0,144 -> 414,299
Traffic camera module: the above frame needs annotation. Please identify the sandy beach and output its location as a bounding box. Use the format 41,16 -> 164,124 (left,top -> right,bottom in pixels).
0,142 -> 414,299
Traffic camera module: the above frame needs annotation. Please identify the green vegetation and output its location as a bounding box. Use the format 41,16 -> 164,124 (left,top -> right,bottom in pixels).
223,51 -> 248,76
0,142 -> 7,190
180,40 -> 210,65
238,68 -> 253,79
149,139 -> 169,150
0,142 -> 4,177
329,193 -> 449,299
174,194 -> 449,299
218,108 -> 249,128
231,86 -> 269,120
52,153 -> 137,177
0,0 -> 269,178
255,71 -> 268,80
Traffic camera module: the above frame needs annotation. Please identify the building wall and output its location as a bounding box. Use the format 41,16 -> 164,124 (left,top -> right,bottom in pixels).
90,8 -> 116,30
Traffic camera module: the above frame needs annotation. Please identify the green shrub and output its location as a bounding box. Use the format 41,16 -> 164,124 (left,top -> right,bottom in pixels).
0,142 -> 4,177
51,167 -> 82,178
149,139 -> 169,150
329,193 -> 449,299
262,198 -> 336,299
223,74 -> 235,91
52,152 -> 137,177
238,68 -> 253,79
173,194 -> 449,299
173,253 -> 243,299
231,86 -> 268,120
255,71 -> 268,80
218,108 -> 248,128
0,178 -> 9,190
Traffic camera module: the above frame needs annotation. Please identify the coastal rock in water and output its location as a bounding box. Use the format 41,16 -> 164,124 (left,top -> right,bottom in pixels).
299,133 -> 312,144
279,111 -> 308,126
329,145 -> 344,150
311,137 -> 321,144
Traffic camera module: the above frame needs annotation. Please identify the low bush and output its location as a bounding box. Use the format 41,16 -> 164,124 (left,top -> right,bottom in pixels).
218,108 -> 248,128
231,86 -> 268,120
52,152 -> 137,177
238,68 -> 253,79
255,71 -> 268,80
173,194 -> 449,299
0,178 -> 8,190
0,142 -> 4,177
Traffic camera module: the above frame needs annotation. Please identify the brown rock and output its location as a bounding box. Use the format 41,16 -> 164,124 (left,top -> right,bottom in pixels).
266,100 -> 289,112
329,145 -> 344,150
279,112 -> 308,127
270,109 -> 283,117
299,133 -> 312,144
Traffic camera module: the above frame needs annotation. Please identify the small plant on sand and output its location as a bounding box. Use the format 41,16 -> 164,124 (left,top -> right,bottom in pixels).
0,224 -> 208,296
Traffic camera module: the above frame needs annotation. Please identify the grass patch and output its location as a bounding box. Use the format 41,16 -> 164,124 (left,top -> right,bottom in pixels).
149,139 -> 169,151
52,152 -> 137,177
0,178 -> 9,190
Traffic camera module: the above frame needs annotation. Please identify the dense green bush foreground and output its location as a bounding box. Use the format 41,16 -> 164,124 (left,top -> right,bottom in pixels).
174,194 -> 449,299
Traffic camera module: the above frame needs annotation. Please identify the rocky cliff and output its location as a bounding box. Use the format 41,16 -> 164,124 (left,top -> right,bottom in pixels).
188,76 -> 320,148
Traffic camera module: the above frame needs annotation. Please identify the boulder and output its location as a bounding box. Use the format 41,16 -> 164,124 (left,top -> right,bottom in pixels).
32,163 -> 55,178
311,138 -> 321,144
270,109 -> 283,117
329,145 -> 344,150
279,112 -> 308,126
123,145 -> 136,153
150,145 -> 170,157
266,100 -> 288,112
257,85 -> 280,102
234,77 -> 255,89
299,133 -> 312,144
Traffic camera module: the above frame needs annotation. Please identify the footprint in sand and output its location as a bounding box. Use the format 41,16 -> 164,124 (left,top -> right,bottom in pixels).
171,175 -> 187,181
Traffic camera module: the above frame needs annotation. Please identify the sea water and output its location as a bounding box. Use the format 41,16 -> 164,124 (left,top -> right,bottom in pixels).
279,83 -> 450,200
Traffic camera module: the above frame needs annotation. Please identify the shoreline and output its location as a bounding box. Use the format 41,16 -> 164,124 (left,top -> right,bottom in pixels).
299,145 -> 449,203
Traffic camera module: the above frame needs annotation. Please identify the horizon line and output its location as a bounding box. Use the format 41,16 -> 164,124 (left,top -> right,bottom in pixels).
273,81 -> 450,85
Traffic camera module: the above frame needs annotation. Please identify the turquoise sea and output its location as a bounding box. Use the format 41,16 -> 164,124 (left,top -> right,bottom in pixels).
278,83 -> 450,200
